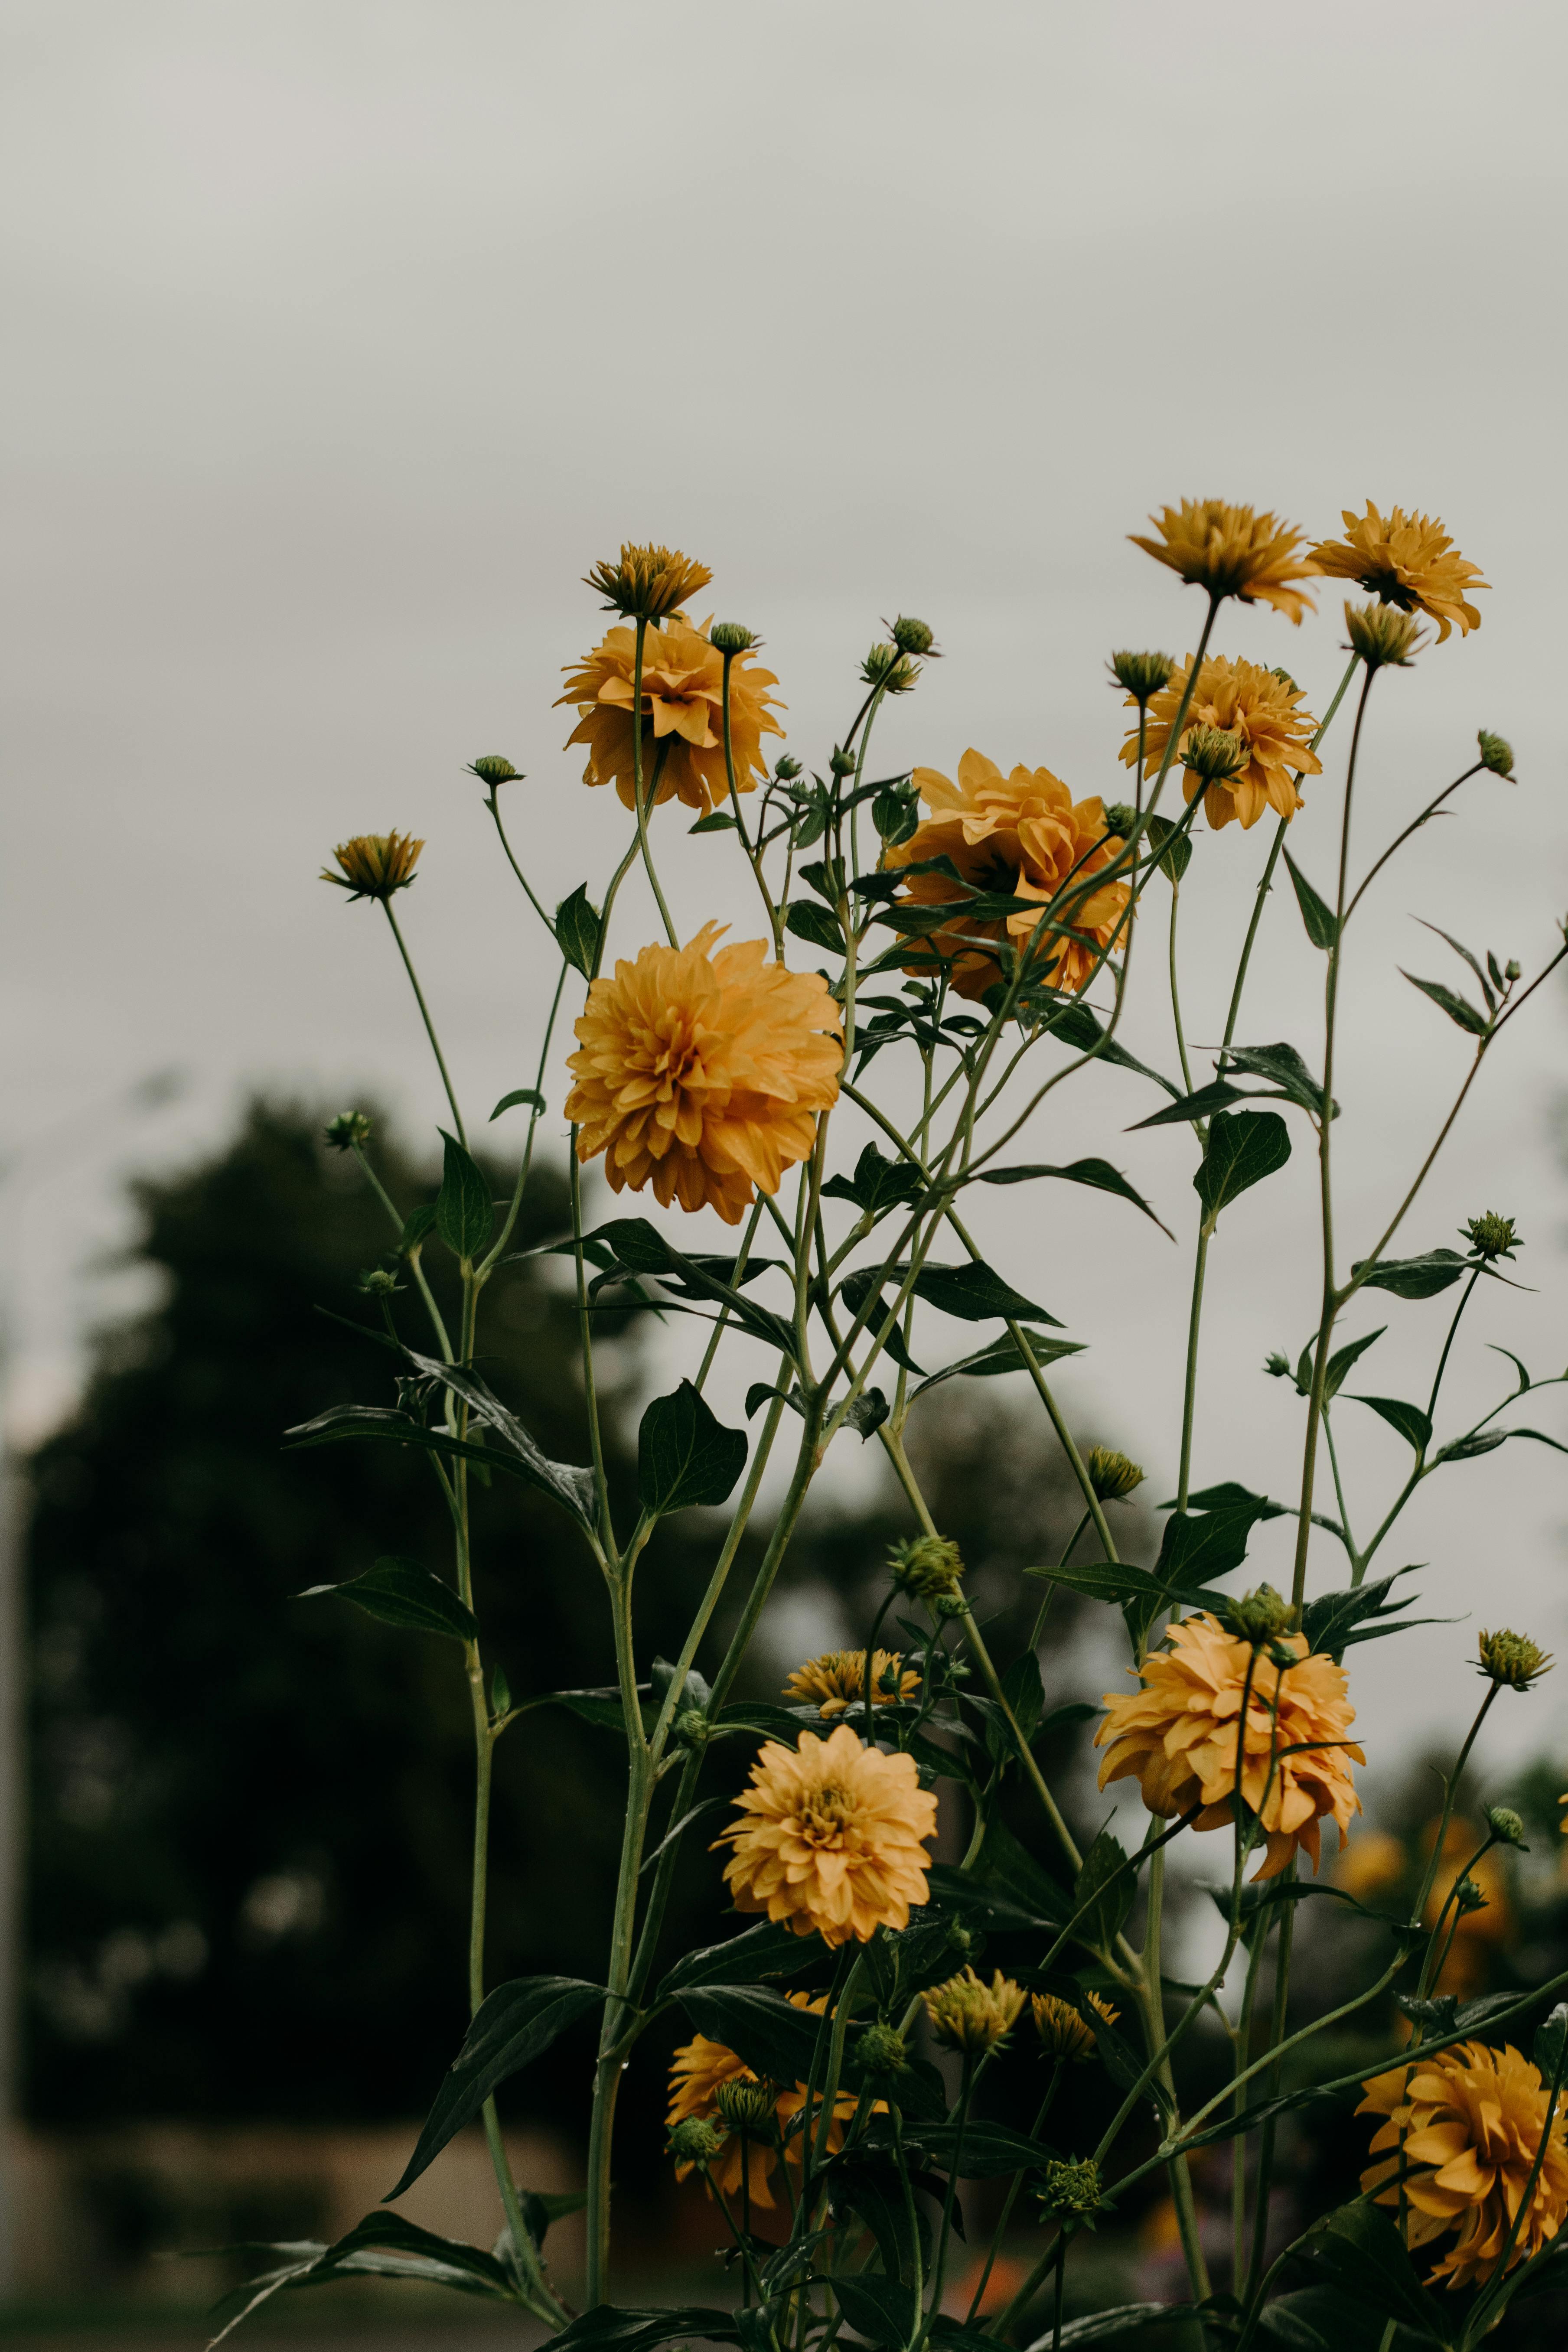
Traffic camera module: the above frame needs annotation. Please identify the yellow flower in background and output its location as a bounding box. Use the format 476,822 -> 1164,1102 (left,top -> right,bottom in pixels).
564,923 -> 841,1225
1031,1990 -> 1120,2064
557,616 -> 783,814
584,541 -> 713,622
321,831 -> 425,900
885,751 -> 1129,1000
1333,1827 -> 1407,1903
1418,1819 -> 1510,2000
715,1721 -> 938,1946
1130,500 -> 1318,623
1359,2041 -> 1568,2287
1095,1612 -> 1363,1881
666,1993 -> 860,2209
783,1650 -> 921,1718
1310,504 -> 1487,642
924,1967 -> 1027,2055
1123,655 -> 1321,832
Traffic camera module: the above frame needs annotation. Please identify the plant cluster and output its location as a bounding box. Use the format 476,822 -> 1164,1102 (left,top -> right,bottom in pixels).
218,502 -> 1568,2352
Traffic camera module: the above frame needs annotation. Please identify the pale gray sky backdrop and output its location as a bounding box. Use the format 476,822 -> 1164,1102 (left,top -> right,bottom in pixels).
6,1 -> 1568,1783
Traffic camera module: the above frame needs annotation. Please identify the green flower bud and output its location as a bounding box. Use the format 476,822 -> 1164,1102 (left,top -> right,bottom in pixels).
1108,650 -> 1175,704
829,747 -> 858,778
1264,1352 -> 1291,1378
1101,803 -> 1139,840
1478,1628 -> 1554,1691
468,755 -> 519,786
324,1111 -> 372,1152
1039,2156 -> 1102,2220
889,1534 -> 965,1599
357,1267 -> 403,1297
1223,1583 -> 1293,1646
1463,1211 -> 1519,1261
774,755 -> 803,781
857,2022 -> 910,2080
861,642 -> 921,694
889,615 -> 937,658
1344,600 -> 1424,670
1477,730 -> 1515,777
709,622 -> 759,655
667,2117 -> 725,2164
714,2077 -> 778,2132
1486,1805 -> 1527,1850
1087,1446 -> 1145,1503
1180,725 -> 1249,783
674,1708 -> 711,1749
1454,1876 -> 1487,1916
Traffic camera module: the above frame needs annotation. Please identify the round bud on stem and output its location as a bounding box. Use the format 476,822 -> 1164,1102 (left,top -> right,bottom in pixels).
1463,1211 -> 1519,1261
857,2022 -> 910,2080
1108,650 -> 1175,704
1039,2156 -> 1103,2221
1101,803 -> 1139,840
469,755 -> 519,786
1224,1583 -> 1293,1647
861,643 -> 921,694
774,755 -> 804,781
1486,1805 -> 1527,1850
889,1534 -> 965,1599
1478,1629 -> 1554,1692
1344,599 -> 1425,670
667,2116 -> 725,2163
1477,730 -> 1515,777
1180,725 -> 1249,784
713,2077 -> 778,2134
709,622 -> 759,656
1087,1446 -> 1145,1503
324,1111 -> 373,1152
888,615 -> 937,657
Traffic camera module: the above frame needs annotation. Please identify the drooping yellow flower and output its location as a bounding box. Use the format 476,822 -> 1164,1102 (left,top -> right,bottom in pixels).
321,831 -> 425,900
1095,1613 -> 1363,1881
1359,2040 -> 1568,2288
715,1721 -> 939,1946
1123,655 -> 1322,832
782,1650 -> 921,1718
584,542 -> 713,622
556,616 -> 783,815
924,1967 -> 1026,2055
1130,501 -> 1318,624
885,750 -> 1129,1000
1031,1990 -> 1120,2064
666,1993 -> 859,2209
564,923 -> 841,1226
1310,504 -> 1487,643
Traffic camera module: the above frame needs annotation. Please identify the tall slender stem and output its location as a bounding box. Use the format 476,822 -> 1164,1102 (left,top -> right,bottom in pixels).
382,900 -> 467,1145
630,617 -> 680,948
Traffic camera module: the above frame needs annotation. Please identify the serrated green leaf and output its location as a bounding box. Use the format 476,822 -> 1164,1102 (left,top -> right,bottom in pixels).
435,1130 -> 494,1262
785,899 -> 846,954
554,884 -> 601,977
297,1555 -> 478,1643
1145,812 -> 1192,885
637,1381 -> 747,1513
1284,851 -> 1340,949
1194,1109 -> 1291,1228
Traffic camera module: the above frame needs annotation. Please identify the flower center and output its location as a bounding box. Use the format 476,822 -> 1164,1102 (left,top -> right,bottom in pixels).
799,1783 -> 853,1844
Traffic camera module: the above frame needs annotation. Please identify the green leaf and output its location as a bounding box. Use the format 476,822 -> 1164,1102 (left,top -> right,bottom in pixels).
1534,2000 -> 1568,2082
402,1348 -> 600,1527
973,1157 -> 1174,1238
907,1332 -> 1084,1400
542,2309 -> 742,2352
1051,2309 -> 1213,2349
205,2213 -> 523,2342
785,899 -> 847,954
1434,1428 -> 1507,1463
1194,1109 -> 1291,1228
637,1381 -> 747,1513
821,1143 -> 926,1217
519,2189 -> 588,2251
688,810 -> 737,834
911,2119 -> 1059,2180
677,1986 -> 827,2087
489,1088 -> 544,1121
1046,1000 -> 1182,1096
587,1218 -> 798,1357
1223,1041 -> 1333,1119
388,1977 -> 604,2200
656,1919 -> 819,2000
825,2154 -> 928,2288
1323,1326 -> 1386,1403
396,1202 -> 438,1257
297,1555 -> 478,1643
554,885 -> 601,977
832,2273 -> 918,2346
1300,1567 -> 1422,1658
435,1131 -> 495,1262
971,1815 -> 1074,1927
1348,1395 -> 1432,1452
1145,812 -> 1192,884
1296,2202 -> 1451,2342
1153,1495 -> 1271,1590
1352,1247 -> 1470,1300
1284,850 -> 1340,949
1402,970 -> 1491,1036
1130,1078 -> 1248,1130
911,1260 -> 1062,1326
283,1399 -> 599,1532
1074,1828 -> 1134,1955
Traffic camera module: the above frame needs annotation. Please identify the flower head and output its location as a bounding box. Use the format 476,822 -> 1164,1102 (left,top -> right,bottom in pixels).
557,615 -> 783,815
861,642 -> 922,695
1359,2040 -> 1568,2287
321,831 -> 424,900
1487,1806 -> 1527,1850
783,1650 -> 921,1718
1477,730 -> 1515,778
1478,1629 -> 1553,1692
1130,501 -> 1318,623
1122,655 -> 1322,833
1464,1211 -> 1519,1261
324,1111 -> 372,1153
1087,1446 -> 1145,1502
667,1993 -> 861,2208
1310,505 -> 1487,643
857,2022 -> 910,2080
1108,650 -> 1176,704
564,923 -> 841,1225
714,1721 -> 939,1946
468,754 -> 519,786
1344,600 -> 1425,671
584,541 -> 713,622
1180,725 -> 1249,784
886,751 -> 1130,1000
889,1534 -> 965,1600
1095,1612 -> 1364,1880
923,1966 -> 1027,2055
1039,2157 -> 1103,2221
1031,1990 -> 1120,2064
889,615 -> 938,658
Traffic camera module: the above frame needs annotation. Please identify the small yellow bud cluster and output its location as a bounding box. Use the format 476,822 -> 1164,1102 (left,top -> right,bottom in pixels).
889,1534 -> 965,1600
1108,650 -> 1176,704
1180,726 -> 1249,784
1087,1446 -> 1145,1503
1344,599 -> 1425,670
1031,1990 -> 1119,2064
1477,1629 -> 1553,1692
1463,1211 -> 1519,1261
1039,2155 -> 1103,2219
923,1966 -> 1026,2055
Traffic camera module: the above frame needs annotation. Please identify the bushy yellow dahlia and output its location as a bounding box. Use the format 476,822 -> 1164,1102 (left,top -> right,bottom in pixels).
1310,504 -> 1487,642
782,1650 -> 921,1717
1095,1613 -> 1363,1880
715,1721 -> 938,1945
666,1993 -> 858,2209
1359,2040 -> 1568,2287
557,616 -> 782,814
886,750 -> 1128,999
1130,500 -> 1318,623
1123,655 -> 1321,831
564,924 -> 841,1225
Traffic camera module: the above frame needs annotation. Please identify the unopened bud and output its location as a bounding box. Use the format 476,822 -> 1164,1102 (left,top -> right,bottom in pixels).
889,615 -> 937,658
890,1534 -> 965,1599
829,747 -> 858,778
324,1111 -> 372,1153
674,1708 -> 711,1749
709,622 -> 758,656
1486,1805 -> 1527,1850
857,2022 -> 910,2080
357,1267 -> 402,1297
1454,1876 -> 1487,1916
1463,1211 -> 1519,1261
1344,601 -> 1424,670
1180,725 -> 1249,783
1108,650 -> 1175,704
861,642 -> 920,694
1477,730 -> 1515,778
1264,1352 -> 1291,1378
1101,803 -> 1139,840
774,755 -> 803,781
1039,2156 -> 1102,2219
667,2117 -> 724,2164
1087,1446 -> 1145,1503
1225,1584 -> 1293,1646
714,2077 -> 778,2133
468,755 -> 519,786
1478,1628 -> 1553,1691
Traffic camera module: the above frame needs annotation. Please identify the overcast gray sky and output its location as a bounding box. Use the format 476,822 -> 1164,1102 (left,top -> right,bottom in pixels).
5,0 -> 1568,1778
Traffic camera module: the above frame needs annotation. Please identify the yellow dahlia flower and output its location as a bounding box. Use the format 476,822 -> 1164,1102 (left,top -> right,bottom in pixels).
584,541 -> 712,622
1130,501 -> 1318,624
923,1966 -> 1026,2055
1095,1613 -> 1363,1881
1031,1990 -> 1120,2064
782,1650 -> 921,1718
714,1721 -> 939,1946
1123,655 -> 1322,832
1359,2041 -> 1568,2288
885,750 -> 1129,1000
666,1992 -> 860,2209
564,923 -> 841,1225
321,831 -> 424,900
1310,504 -> 1487,643
556,616 -> 782,814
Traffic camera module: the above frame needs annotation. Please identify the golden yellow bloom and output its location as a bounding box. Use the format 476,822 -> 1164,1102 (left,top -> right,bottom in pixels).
1333,1827 -> 1407,1903
1095,1612 -> 1363,1882
1359,2040 -> 1568,2288
1122,655 -> 1322,833
715,1721 -> 939,1946
584,541 -> 713,622
321,831 -> 424,900
1310,504 -> 1487,643
924,1967 -> 1026,2055
564,924 -> 841,1226
1031,1990 -> 1120,2063
556,616 -> 782,815
666,1993 -> 859,2209
885,750 -> 1129,1000
782,1650 -> 921,1718
1130,501 -> 1318,624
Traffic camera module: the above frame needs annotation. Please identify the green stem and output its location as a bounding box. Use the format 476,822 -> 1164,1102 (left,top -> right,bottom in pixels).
965,2069 -> 1063,2323
349,1139 -> 453,1362
382,900 -> 467,1146
1144,1846 -> 1211,2303
1176,1231 -> 1209,1516
630,617 -> 680,948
